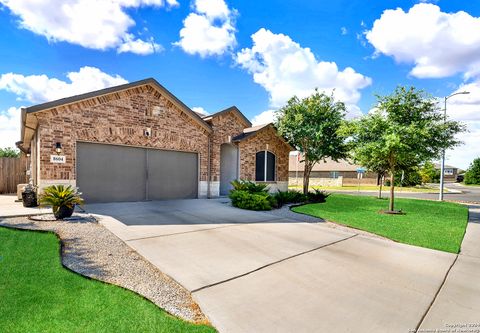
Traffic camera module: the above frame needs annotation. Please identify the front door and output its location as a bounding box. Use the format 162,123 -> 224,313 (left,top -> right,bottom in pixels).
220,143 -> 239,196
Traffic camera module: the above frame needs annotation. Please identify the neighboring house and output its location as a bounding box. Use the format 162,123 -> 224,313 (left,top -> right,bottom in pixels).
289,154 -> 378,186
433,163 -> 459,182
17,78 -> 291,203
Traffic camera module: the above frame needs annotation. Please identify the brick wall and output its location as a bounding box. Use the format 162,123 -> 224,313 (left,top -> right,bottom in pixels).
238,126 -> 291,182
34,84 -> 210,183
207,111 -> 248,181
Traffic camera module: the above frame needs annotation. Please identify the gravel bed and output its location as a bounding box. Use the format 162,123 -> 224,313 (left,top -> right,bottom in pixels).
0,215 -> 207,323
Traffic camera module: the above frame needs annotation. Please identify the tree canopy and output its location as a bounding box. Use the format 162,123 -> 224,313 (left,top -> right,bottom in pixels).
0,147 -> 20,158
276,90 -> 348,194
465,158 -> 480,185
350,86 -> 465,211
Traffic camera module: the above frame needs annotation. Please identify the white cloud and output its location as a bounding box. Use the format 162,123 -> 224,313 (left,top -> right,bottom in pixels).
440,81 -> 480,169
174,0 -> 236,57
117,34 -> 163,55
447,82 -> 480,121
236,28 -> 372,113
195,0 -> 230,19
0,0 -> 174,55
191,106 -> 209,116
446,122 -> 480,170
251,110 -> 276,126
0,66 -> 128,149
340,27 -> 348,35
366,4 -> 480,79
0,66 -> 128,103
0,107 -> 22,148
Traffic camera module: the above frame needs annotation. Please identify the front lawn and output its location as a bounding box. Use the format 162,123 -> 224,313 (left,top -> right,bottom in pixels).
0,227 -> 215,333
292,194 -> 468,253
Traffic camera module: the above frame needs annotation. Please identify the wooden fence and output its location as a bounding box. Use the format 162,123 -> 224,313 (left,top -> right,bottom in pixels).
0,156 -> 28,194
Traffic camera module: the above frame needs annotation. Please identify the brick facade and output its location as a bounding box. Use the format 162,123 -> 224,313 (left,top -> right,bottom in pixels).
238,126 -> 291,182
206,111 -> 249,182
26,81 -> 292,198
34,84 -> 210,183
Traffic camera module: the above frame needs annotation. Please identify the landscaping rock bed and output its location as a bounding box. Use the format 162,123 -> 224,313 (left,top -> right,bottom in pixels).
0,215 -> 207,324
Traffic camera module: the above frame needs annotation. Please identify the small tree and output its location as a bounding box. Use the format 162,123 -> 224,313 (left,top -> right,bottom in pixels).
351,86 -> 465,212
419,161 -> 439,184
465,158 -> 480,185
0,147 -> 20,158
276,90 -> 348,194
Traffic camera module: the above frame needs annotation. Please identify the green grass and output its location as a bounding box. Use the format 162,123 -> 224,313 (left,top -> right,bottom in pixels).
288,185 -> 442,193
292,194 -> 469,253
0,227 -> 215,333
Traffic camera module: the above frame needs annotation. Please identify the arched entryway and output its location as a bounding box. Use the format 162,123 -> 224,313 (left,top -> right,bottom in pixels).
220,143 -> 239,196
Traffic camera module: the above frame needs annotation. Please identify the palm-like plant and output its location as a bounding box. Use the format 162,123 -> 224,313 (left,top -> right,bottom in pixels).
39,185 -> 84,218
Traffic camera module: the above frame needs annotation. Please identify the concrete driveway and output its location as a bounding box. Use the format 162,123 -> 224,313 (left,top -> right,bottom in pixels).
86,199 -> 478,333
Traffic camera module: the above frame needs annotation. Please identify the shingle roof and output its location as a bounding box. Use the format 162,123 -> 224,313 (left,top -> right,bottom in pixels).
289,154 -> 365,172
231,123 -> 269,142
433,163 -> 458,169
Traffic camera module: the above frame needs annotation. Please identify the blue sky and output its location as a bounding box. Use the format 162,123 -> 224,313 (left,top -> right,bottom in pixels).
0,0 -> 479,169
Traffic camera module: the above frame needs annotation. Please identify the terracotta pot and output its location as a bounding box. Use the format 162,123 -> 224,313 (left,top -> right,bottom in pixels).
53,205 -> 75,220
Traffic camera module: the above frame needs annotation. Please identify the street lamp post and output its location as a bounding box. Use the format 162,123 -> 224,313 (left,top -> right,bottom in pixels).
439,91 -> 470,201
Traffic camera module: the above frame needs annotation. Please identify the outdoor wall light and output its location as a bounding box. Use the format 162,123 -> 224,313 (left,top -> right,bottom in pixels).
55,142 -> 62,155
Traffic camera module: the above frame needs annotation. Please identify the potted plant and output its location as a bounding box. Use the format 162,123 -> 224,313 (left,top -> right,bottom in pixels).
21,184 -> 38,207
39,185 -> 84,220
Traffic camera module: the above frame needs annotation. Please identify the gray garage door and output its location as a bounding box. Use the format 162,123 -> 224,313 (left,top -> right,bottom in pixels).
76,142 -> 198,203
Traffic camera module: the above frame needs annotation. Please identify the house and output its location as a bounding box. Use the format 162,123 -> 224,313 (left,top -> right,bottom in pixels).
16,78 -> 291,203
433,163 -> 460,182
289,154 -> 378,186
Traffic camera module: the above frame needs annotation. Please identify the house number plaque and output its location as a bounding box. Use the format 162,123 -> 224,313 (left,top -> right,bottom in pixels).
50,155 -> 66,164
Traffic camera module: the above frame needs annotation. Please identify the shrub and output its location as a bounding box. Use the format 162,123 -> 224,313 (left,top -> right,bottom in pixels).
307,189 -> 330,203
419,162 -> 440,183
229,190 -> 274,210
465,158 -> 480,185
0,147 -> 20,158
384,169 -> 423,187
230,179 -> 268,193
274,190 -> 307,206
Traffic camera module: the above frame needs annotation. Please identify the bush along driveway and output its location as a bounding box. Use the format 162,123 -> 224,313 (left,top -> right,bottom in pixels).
292,194 -> 469,253
0,225 -> 215,333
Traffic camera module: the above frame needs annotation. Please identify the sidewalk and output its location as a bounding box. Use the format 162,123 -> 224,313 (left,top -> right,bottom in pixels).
0,195 -> 48,217
419,205 -> 480,330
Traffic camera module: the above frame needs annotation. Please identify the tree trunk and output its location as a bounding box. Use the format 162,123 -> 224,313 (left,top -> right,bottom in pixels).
303,162 -> 311,195
389,172 -> 395,211
378,175 -> 383,199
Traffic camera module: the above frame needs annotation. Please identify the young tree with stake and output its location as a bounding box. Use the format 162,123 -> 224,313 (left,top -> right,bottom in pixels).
350,86 -> 465,212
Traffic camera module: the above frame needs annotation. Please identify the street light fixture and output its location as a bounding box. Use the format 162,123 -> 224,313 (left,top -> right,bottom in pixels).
439,91 -> 470,201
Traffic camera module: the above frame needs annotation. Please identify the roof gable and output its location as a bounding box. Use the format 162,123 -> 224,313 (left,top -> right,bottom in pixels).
203,106 -> 252,128
23,78 -> 212,133
233,123 -> 293,149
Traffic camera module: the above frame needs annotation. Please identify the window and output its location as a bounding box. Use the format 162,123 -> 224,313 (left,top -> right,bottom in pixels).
255,151 -> 276,181
330,171 -> 340,179
444,168 -> 454,176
